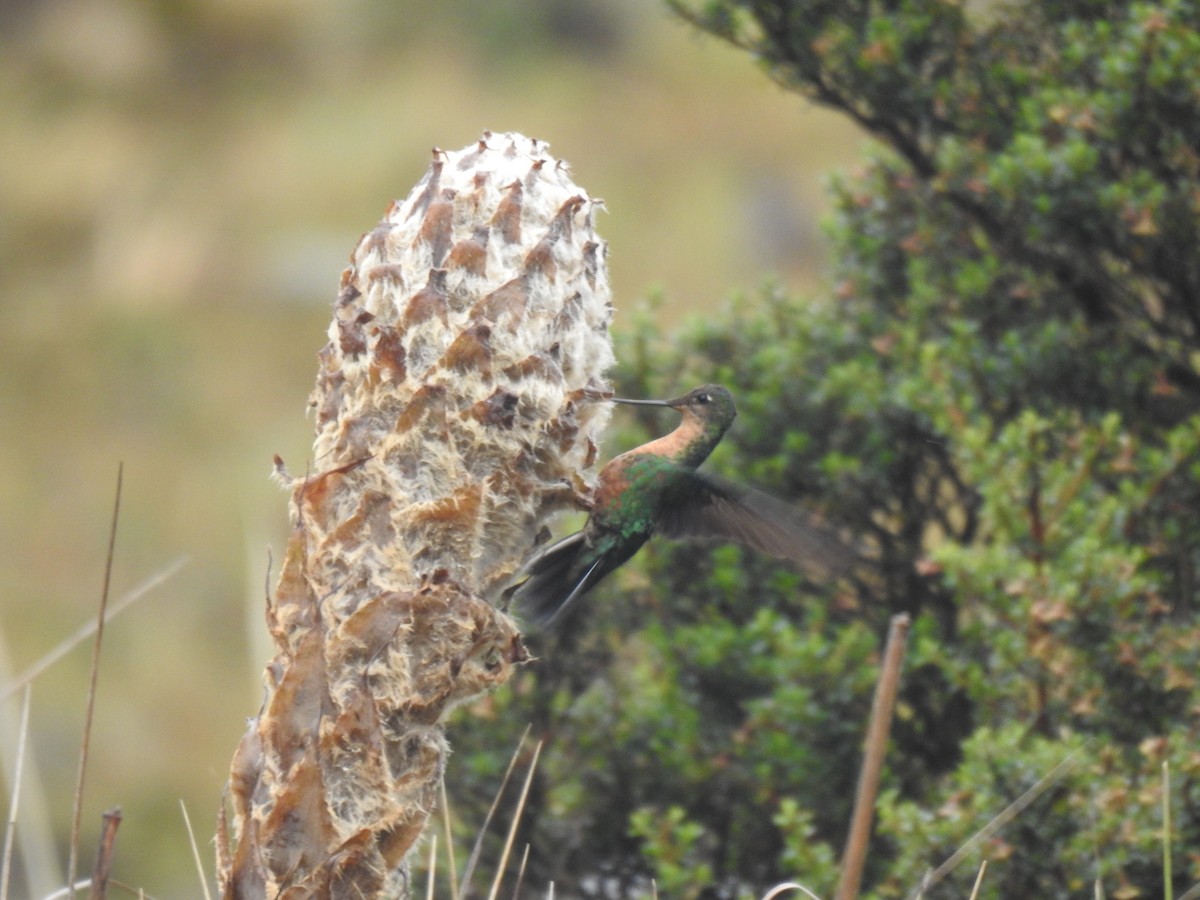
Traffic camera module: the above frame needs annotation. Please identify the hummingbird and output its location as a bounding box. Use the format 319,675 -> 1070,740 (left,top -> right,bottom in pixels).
514,384 -> 851,626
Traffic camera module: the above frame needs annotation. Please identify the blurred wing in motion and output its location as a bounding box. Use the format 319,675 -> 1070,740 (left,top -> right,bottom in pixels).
657,469 -> 855,578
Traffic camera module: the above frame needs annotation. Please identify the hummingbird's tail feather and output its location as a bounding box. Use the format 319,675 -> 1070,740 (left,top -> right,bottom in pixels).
513,532 -> 593,626
539,557 -> 607,626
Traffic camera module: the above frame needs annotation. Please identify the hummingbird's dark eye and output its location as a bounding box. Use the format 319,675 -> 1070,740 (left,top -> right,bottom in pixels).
696,393 -> 710,404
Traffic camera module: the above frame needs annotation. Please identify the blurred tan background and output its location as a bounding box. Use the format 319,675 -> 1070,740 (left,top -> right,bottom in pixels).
0,0 -> 861,894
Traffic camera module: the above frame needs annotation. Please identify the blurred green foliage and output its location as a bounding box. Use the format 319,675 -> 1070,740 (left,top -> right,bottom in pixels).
449,0 -> 1200,897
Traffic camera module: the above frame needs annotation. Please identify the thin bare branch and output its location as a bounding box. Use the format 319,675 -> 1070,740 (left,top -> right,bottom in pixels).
67,463 -> 123,900
86,808 -> 121,900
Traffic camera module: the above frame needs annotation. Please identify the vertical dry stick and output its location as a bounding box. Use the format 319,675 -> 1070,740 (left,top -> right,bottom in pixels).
86,808 -> 121,900
1163,761 -> 1173,900
835,613 -> 911,900
219,133 -> 614,899
67,462 -> 122,900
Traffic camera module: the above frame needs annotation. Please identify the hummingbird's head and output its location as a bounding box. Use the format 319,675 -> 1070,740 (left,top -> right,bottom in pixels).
665,384 -> 737,430
610,384 -> 737,432
610,384 -> 737,463
667,384 -> 729,420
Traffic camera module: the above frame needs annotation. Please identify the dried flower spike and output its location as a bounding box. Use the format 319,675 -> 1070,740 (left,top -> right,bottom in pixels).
219,132 -> 614,899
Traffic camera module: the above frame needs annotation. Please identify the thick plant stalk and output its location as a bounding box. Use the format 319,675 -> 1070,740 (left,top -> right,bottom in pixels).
219,132 -> 614,899
835,613 -> 910,900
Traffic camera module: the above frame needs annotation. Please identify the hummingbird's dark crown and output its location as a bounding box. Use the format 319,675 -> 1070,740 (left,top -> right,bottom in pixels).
666,384 -> 737,423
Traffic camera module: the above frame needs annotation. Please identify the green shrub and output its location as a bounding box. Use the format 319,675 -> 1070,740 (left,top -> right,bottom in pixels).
452,1 -> 1200,895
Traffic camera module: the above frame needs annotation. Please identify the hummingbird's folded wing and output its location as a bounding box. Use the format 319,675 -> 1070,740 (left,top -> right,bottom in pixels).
657,469 -> 855,578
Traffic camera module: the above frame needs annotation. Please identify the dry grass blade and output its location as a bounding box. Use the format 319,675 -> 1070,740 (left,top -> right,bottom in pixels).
44,879 -> 91,899
67,463 -> 123,900
86,808 -> 121,900
966,861 -> 987,900
906,744 -> 1086,899
0,556 -> 188,703
837,613 -> 910,900
441,773 -> 459,900
1178,882 -> 1200,900
486,740 -> 543,900
97,880 -> 160,900
0,684 -> 32,900
509,844 -> 530,900
179,799 -> 213,900
426,834 -> 438,900
460,725 -> 532,899
762,881 -> 822,900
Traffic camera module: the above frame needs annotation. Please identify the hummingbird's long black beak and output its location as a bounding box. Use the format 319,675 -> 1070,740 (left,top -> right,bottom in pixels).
610,396 -> 672,407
